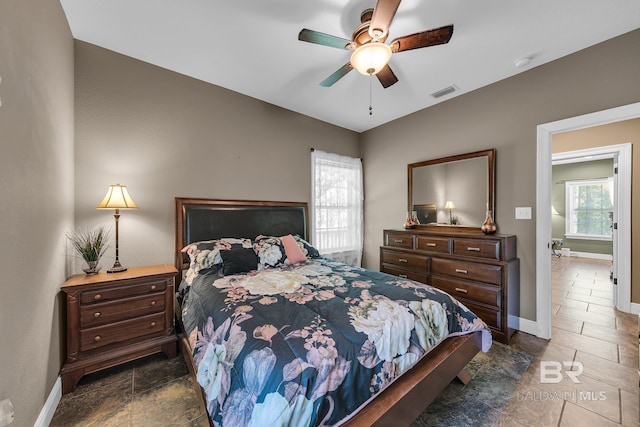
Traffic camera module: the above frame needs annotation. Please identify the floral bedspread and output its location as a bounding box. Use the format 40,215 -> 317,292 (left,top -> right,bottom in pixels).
180,257 -> 492,427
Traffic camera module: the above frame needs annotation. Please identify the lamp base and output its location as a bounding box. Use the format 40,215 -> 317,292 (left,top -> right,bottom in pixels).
107,261 -> 127,273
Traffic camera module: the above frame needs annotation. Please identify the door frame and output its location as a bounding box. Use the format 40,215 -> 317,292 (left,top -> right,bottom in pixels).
536,102 -> 638,339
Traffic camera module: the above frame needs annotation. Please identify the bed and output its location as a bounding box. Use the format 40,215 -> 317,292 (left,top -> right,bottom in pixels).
174,198 -> 491,426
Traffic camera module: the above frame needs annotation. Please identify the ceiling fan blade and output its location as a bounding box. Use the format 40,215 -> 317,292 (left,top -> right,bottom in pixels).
369,0 -> 402,39
390,25 -> 454,53
298,29 -> 352,50
376,64 -> 398,88
320,63 -> 354,87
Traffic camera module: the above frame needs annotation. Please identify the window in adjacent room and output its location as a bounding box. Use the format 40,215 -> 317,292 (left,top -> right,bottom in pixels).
311,150 -> 363,266
565,177 -> 614,240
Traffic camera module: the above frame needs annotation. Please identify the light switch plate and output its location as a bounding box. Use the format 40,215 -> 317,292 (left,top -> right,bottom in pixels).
515,207 -> 532,219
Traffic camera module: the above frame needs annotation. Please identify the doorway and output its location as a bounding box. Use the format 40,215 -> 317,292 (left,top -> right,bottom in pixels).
535,102 -> 638,339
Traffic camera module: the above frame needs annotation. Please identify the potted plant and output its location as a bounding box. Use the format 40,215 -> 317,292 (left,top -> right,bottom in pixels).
67,227 -> 110,274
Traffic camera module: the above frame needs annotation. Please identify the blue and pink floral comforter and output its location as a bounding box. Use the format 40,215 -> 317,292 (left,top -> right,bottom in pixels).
180,257 -> 492,426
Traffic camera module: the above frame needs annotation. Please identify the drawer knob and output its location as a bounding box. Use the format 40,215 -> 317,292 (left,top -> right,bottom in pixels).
467,247 -> 481,252
455,269 -> 468,274
150,285 -> 157,291
399,274 -> 408,278
394,239 -> 404,243
426,243 -> 436,247
398,258 -> 408,263
94,335 -> 101,342
150,322 -> 156,327
94,294 -> 101,300
94,312 -> 101,318
455,288 -> 468,294
151,301 -> 156,306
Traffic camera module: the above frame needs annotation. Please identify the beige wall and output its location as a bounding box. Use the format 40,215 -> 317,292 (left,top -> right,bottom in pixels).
74,41 -> 360,271
361,29 -> 640,320
0,1 -> 74,426
553,118 -> 640,301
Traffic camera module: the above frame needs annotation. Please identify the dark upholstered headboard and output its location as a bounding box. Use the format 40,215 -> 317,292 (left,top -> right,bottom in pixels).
175,198 -> 309,273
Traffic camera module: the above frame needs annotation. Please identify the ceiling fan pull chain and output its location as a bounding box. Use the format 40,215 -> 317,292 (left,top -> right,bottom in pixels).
369,74 -> 373,116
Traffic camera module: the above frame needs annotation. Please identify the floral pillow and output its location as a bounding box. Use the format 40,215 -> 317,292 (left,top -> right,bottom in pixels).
253,235 -> 288,270
253,235 -> 321,270
182,238 -> 253,284
292,235 -> 320,258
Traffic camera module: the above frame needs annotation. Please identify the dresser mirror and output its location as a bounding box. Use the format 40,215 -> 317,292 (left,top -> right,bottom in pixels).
408,148 -> 496,228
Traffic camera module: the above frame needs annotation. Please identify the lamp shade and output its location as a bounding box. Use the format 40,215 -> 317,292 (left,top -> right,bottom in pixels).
444,201 -> 456,210
350,42 -> 392,75
96,184 -> 138,209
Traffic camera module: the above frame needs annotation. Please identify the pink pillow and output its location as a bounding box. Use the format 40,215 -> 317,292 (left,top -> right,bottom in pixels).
281,234 -> 308,265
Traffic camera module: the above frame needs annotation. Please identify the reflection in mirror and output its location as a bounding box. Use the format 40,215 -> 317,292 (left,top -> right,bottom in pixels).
408,149 -> 496,228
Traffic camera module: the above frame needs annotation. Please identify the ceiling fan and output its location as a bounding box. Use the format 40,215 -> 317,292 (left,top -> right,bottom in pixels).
298,0 -> 453,89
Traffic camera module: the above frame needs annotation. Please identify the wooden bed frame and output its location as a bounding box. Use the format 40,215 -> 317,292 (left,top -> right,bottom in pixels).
174,197 -> 483,426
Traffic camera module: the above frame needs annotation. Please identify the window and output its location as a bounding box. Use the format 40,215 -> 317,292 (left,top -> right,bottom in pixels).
311,150 -> 363,266
565,178 -> 614,240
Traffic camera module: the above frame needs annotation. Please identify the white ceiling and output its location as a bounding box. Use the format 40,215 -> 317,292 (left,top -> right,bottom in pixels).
60,0 -> 640,133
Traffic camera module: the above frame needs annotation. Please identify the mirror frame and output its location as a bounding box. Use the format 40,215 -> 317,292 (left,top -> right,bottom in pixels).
408,148 -> 496,229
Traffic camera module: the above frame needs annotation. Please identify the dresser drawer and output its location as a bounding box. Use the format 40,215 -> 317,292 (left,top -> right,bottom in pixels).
452,238 -> 500,260
431,258 -> 502,286
80,292 -> 165,327
381,249 -> 427,271
431,276 -> 501,308
80,312 -> 166,351
459,300 -> 501,330
80,279 -> 167,305
381,266 -> 428,284
415,236 -> 450,254
385,232 -> 414,249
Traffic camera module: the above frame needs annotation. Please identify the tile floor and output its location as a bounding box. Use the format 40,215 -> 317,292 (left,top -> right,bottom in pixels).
50,256 -> 638,426
500,256 -> 639,426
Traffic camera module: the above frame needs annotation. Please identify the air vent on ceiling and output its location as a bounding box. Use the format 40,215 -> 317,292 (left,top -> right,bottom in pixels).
430,85 -> 458,99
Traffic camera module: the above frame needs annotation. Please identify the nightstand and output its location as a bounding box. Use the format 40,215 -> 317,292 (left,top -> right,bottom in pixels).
60,264 -> 178,394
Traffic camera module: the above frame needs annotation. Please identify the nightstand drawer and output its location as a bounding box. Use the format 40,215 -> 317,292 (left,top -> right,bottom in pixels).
80,312 -> 166,351
381,249 -> 427,271
431,276 -> 501,308
385,232 -> 414,249
415,236 -> 450,254
452,238 -> 500,260
80,279 -> 167,305
80,292 -> 165,327
431,258 -> 502,286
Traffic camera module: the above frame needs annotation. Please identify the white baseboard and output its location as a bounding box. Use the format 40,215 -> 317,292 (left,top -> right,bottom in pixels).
565,251 -> 613,261
508,315 -> 539,337
630,302 -> 640,315
35,376 -> 61,427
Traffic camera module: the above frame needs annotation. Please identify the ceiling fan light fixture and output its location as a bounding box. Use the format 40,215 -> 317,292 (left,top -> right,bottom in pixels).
350,42 -> 392,75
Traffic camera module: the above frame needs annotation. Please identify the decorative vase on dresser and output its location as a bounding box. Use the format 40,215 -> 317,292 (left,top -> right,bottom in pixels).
60,264 -> 178,394
380,227 -> 519,344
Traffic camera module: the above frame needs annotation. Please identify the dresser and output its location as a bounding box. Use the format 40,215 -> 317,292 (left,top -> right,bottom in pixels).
60,264 -> 178,394
381,228 -> 519,343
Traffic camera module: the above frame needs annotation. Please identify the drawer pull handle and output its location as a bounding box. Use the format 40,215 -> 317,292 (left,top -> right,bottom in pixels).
455,269 -> 468,274
94,312 -> 101,318
94,335 -> 101,342
151,301 -> 156,306
150,322 -> 156,327
399,274 -> 408,278
398,258 -> 408,263
455,288 -> 468,294
426,243 -> 436,247
94,294 -> 101,300
467,247 -> 481,252
394,239 -> 404,243
150,285 -> 157,291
